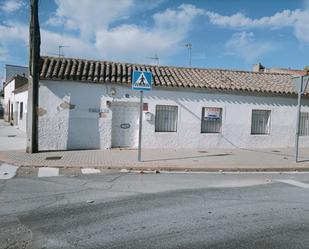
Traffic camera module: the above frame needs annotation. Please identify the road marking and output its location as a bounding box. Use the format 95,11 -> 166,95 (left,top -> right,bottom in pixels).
0,164 -> 18,179
81,168 -> 101,174
38,167 -> 59,177
276,179 -> 309,188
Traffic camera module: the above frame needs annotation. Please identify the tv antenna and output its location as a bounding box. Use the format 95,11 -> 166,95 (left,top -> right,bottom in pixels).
48,45 -> 70,57
58,45 -> 70,57
184,43 -> 192,67
147,54 -> 159,66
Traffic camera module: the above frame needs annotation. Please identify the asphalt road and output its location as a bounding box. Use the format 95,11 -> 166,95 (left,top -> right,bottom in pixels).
1,171 -> 309,249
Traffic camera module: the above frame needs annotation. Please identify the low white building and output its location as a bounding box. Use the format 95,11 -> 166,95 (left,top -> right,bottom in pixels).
3,75 -> 28,132
34,56 -> 309,151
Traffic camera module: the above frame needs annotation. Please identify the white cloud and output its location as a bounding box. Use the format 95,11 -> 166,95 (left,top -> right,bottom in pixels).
206,9 -> 309,43
44,3 -> 203,63
0,3 -> 203,65
225,32 -> 273,62
40,30 -> 97,59
0,23 -> 28,42
94,4 -> 204,61
46,0 -> 134,38
153,4 -> 204,34
0,0 -> 24,13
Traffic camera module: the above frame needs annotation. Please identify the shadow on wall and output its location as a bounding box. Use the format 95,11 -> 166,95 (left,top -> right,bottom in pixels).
145,89 -> 303,107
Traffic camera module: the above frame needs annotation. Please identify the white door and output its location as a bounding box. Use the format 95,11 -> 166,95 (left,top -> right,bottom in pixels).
111,102 -> 139,148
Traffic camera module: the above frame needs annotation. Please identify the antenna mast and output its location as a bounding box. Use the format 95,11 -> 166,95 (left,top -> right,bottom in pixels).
184,43 -> 192,67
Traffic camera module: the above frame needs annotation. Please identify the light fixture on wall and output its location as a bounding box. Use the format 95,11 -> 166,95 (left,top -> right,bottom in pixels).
106,100 -> 112,107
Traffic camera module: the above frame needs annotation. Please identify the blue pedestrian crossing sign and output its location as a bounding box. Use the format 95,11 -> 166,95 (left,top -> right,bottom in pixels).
132,71 -> 152,91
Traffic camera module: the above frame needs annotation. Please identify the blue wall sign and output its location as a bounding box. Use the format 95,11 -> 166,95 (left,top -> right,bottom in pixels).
132,71 -> 152,91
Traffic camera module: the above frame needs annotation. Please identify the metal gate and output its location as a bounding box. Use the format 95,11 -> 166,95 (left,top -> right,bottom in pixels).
111,102 -> 139,148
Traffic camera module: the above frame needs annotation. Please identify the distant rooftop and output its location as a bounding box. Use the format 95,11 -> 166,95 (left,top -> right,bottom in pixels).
253,63 -> 306,76
5,64 -> 28,82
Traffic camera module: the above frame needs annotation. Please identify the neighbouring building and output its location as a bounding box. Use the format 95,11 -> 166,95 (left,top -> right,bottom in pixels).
4,56 -> 309,151
5,64 -> 28,81
2,64 -> 29,131
3,74 -> 28,131
253,63 -> 306,76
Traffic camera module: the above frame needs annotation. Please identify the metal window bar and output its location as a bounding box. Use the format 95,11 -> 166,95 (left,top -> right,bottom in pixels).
155,105 -> 178,132
201,107 -> 222,133
251,110 -> 270,135
300,112 -> 309,136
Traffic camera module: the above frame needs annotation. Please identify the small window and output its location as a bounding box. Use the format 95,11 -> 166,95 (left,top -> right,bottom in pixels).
155,105 -> 178,132
201,107 -> 223,133
20,102 -> 23,120
300,112 -> 309,136
251,110 -> 271,135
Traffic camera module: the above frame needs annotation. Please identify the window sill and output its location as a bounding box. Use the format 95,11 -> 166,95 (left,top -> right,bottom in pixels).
250,134 -> 270,136
201,133 -> 221,134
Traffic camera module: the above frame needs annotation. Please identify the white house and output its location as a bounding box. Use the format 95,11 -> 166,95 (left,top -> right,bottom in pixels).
3,75 -> 28,132
33,56 -> 309,151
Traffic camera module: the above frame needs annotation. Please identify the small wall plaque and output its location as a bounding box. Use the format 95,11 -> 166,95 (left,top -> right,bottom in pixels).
120,123 -> 131,129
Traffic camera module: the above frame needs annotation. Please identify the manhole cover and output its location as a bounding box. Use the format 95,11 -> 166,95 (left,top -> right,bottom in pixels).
272,150 -> 280,153
45,156 -> 62,160
198,151 -> 208,153
7,135 -> 16,137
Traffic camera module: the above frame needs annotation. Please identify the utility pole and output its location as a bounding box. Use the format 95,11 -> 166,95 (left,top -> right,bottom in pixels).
26,0 -> 40,153
185,43 -> 192,67
292,75 -> 309,162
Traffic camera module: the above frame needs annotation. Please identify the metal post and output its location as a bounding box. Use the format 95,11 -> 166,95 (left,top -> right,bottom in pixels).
138,90 -> 143,162
295,76 -> 303,162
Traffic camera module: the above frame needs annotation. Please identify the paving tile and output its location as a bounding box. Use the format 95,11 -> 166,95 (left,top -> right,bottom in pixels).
81,168 -> 101,174
38,167 -> 59,177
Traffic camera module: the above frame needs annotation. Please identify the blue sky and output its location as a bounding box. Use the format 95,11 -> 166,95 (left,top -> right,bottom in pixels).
1,0 -> 309,82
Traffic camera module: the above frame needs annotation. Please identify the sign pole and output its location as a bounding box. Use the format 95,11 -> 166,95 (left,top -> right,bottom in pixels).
138,90 -> 143,162
295,76 -> 303,162
131,70 -> 152,162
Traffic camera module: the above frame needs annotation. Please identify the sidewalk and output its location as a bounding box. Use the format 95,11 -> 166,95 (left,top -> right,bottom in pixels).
0,119 -> 309,171
0,120 -> 26,151
1,147 -> 309,172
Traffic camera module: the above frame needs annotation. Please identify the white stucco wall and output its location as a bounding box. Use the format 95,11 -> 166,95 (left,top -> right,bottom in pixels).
38,80 -> 309,151
14,91 -> 28,132
3,80 -> 15,105
3,79 -> 28,131
3,79 -> 15,122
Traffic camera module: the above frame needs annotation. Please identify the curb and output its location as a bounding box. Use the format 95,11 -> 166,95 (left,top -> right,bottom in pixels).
12,164 -> 309,173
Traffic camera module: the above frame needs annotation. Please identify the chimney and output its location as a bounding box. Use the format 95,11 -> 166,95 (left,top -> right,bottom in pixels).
253,63 -> 265,73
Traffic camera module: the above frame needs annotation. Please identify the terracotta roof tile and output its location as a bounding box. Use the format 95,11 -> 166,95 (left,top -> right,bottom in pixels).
40,56 -> 301,95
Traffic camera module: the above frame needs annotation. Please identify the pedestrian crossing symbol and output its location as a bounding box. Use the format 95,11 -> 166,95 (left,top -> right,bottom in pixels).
132,71 -> 152,91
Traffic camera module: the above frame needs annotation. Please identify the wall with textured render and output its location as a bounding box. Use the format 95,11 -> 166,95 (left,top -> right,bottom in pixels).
14,91 -> 28,132
38,80 -> 309,151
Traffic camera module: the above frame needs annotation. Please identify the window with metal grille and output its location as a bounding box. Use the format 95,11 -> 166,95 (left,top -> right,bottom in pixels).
300,112 -> 309,136
201,107 -> 223,133
19,102 -> 23,120
155,105 -> 178,132
251,110 -> 271,135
